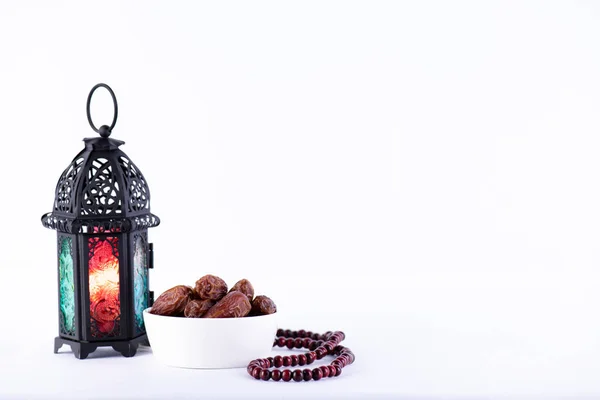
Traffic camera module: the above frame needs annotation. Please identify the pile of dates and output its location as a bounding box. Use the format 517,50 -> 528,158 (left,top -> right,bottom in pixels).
150,274 -> 277,318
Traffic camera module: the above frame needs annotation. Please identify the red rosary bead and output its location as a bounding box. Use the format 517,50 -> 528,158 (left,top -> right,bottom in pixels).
327,365 -> 336,377
271,369 -> 282,381
260,370 -> 271,381
282,369 -> 292,382
312,368 -> 323,380
298,354 -> 307,366
302,369 -> 312,381
292,369 -> 303,382
273,355 -> 283,368
315,348 -> 326,359
290,355 -> 299,367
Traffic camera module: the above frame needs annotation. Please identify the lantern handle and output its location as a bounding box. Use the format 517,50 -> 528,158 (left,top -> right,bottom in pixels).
86,83 -> 118,138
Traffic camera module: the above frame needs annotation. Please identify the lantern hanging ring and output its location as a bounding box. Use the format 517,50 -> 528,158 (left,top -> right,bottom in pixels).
86,83 -> 118,137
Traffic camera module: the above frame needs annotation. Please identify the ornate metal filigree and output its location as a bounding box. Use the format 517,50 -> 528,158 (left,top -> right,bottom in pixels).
80,158 -> 122,216
54,157 -> 85,214
118,156 -> 150,213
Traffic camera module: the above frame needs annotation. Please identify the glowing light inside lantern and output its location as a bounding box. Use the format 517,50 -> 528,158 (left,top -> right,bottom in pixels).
88,237 -> 121,337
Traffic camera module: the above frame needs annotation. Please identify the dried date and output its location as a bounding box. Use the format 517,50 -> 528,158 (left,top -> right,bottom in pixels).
184,299 -> 215,318
250,295 -> 277,316
203,291 -> 251,318
150,285 -> 193,316
229,278 -> 254,302
195,274 -> 228,301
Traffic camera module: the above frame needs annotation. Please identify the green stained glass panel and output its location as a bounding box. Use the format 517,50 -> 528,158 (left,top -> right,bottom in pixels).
133,234 -> 148,335
58,236 -> 75,336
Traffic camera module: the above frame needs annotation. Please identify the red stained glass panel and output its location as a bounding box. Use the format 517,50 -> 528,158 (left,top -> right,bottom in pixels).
88,237 -> 121,338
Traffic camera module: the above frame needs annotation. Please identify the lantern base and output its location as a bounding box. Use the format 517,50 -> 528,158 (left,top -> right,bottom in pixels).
54,335 -> 149,359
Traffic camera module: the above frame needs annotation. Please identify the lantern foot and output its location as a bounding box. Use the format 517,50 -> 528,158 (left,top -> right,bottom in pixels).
112,342 -> 138,358
73,343 -> 97,360
54,337 -> 63,353
54,337 -> 97,359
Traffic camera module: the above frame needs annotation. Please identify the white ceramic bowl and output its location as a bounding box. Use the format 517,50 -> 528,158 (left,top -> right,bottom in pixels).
143,308 -> 278,369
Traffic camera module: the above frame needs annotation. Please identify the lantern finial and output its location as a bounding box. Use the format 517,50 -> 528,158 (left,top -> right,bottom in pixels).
86,83 -> 118,137
98,125 -> 111,138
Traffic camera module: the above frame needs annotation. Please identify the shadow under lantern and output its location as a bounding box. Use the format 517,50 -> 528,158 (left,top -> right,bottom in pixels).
41,84 -> 160,359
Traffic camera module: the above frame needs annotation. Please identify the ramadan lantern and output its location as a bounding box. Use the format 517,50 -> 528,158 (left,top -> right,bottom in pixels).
41,84 -> 160,359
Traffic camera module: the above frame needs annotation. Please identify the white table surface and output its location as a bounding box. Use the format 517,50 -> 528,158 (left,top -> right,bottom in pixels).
2,303 -> 600,400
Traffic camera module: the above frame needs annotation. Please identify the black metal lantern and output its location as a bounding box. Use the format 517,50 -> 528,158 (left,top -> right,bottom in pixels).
41,84 -> 160,359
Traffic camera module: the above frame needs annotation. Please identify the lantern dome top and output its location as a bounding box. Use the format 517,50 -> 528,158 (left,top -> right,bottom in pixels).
41,84 -> 160,234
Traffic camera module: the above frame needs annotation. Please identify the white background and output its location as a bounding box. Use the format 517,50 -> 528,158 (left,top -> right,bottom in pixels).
1,1 -> 600,399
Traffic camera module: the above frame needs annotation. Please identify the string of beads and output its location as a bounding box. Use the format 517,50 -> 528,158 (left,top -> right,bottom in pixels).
247,329 -> 355,382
